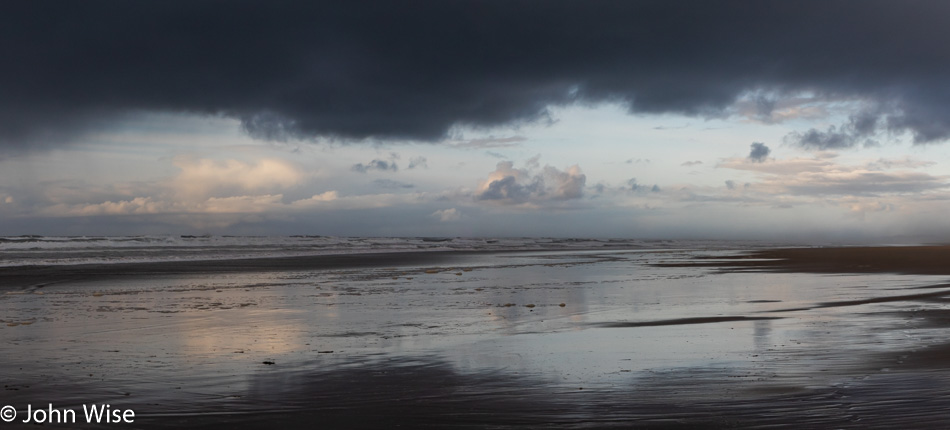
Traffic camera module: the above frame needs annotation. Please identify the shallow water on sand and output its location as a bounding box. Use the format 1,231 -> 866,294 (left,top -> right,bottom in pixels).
3,248 -> 950,428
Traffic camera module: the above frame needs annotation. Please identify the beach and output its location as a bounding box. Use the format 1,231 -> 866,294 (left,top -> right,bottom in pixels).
8,1 -> 950,428
4,242 -> 950,428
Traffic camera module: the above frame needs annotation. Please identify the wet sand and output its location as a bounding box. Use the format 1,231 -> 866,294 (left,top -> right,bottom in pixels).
4,247 -> 950,428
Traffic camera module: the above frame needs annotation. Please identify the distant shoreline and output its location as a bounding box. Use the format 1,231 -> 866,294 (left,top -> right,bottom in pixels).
657,245 -> 950,275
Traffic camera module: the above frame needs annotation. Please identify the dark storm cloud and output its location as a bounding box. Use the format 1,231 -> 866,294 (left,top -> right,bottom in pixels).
372,179 -> 414,189
407,157 -> 427,169
786,127 -> 857,150
5,1 -> 950,147
351,160 -> 397,173
477,176 -> 537,202
625,178 -> 660,194
626,179 -> 641,192
754,96 -> 777,122
748,143 -> 771,163
785,110 -> 882,150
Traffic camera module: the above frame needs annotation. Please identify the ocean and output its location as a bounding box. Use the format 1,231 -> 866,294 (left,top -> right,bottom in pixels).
0,235 -> 777,268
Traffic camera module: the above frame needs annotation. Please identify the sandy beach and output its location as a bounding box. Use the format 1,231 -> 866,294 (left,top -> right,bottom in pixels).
4,245 -> 950,428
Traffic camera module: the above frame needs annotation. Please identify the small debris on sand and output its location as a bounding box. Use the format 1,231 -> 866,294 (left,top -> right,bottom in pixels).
424,269 -> 440,274
455,272 -> 463,276
262,361 -> 275,365
559,303 -> 566,307
317,350 -> 334,354
92,292 -> 103,297
525,304 -> 536,308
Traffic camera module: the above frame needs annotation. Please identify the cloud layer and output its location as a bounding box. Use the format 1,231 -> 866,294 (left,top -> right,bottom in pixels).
715,153 -> 950,217
5,2 -> 950,147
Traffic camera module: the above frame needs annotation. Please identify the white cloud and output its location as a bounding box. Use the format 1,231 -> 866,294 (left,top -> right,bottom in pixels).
718,153 -> 836,175
475,159 -> 587,207
44,197 -> 173,216
718,154 -> 948,197
431,208 -> 461,222
202,194 -> 287,213
173,156 -> 306,200
38,189 -> 454,228
288,191 -> 340,208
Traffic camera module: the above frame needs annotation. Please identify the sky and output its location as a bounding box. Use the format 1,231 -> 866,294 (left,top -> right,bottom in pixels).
3,1 -> 950,241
